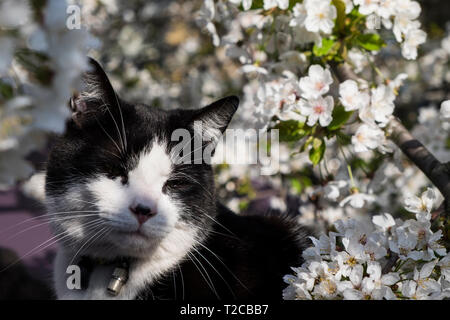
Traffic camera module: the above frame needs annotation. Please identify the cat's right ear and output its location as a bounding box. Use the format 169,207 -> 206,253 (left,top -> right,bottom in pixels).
69,57 -> 119,127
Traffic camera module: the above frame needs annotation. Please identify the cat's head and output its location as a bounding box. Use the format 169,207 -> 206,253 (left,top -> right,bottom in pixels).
45,57 -> 238,259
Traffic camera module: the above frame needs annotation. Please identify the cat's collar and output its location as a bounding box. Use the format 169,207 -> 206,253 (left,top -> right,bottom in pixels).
78,256 -> 132,296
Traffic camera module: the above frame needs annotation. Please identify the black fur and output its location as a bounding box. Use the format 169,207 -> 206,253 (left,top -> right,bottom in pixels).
137,203 -> 311,300
45,57 -> 312,300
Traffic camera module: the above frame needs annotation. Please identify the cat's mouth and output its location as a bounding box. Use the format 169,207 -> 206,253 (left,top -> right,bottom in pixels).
116,229 -> 149,239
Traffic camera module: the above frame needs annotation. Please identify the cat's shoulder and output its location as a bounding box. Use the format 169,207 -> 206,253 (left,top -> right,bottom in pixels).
215,202 -> 313,254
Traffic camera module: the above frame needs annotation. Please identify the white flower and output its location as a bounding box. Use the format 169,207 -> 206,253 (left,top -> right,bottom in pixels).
404,219 -> 446,260
197,0 -> 220,47
282,277 -> 313,300
402,260 -> 442,299
402,28 -> 427,60
263,0 -> 289,10
304,0 -> 337,34
388,73 -> 408,92
299,96 -> 334,127
334,243 -> 367,278
438,253 -> 450,281
369,85 -> 396,125
441,100 -> 450,121
299,64 -> 333,99
393,16 -> 420,43
342,0 -> 354,13
277,103 -> 306,122
229,0 -> 253,11
303,234 -> 338,261
348,48 -> 369,73
352,124 -> 385,153
303,261 -> 340,299
289,3 -> 307,27
364,236 -> 388,261
324,180 -> 348,201
377,0 -> 396,19
404,188 -> 436,219
362,261 -> 399,299
389,226 -> 419,260
292,261 -> 338,299
372,213 -> 396,232
339,80 -> 370,111
241,64 -> 269,75
394,0 -> 421,20
339,192 -> 375,208
354,0 -> 380,15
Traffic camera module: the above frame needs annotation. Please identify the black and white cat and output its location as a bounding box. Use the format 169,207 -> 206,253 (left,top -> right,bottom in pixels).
45,58 -> 311,300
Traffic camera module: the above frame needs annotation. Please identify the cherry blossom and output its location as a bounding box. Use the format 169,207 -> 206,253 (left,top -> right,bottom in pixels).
339,80 -> 370,111
299,96 -> 334,127
303,0 -> 337,34
299,64 -> 333,100
352,124 -> 385,153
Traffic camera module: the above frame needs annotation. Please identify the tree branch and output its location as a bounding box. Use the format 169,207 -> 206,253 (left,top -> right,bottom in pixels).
332,63 -> 450,214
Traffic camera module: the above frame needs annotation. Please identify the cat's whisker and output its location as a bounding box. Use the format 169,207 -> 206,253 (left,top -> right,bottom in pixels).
0,219 -> 104,273
186,251 -> 220,299
191,246 -> 235,298
64,197 -> 102,208
112,87 -> 128,152
0,210 -> 102,235
172,269 -> 177,300
69,225 -> 110,265
169,134 -> 196,163
187,204 -> 239,238
3,213 -> 103,241
94,114 -> 125,157
170,172 -> 215,200
175,142 -> 206,164
177,264 -> 185,301
58,219 -> 105,249
193,239 -> 249,292
98,100 -> 126,153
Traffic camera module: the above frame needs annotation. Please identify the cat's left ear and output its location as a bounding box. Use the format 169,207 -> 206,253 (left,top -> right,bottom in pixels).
69,57 -> 120,127
190,96 -> 239,143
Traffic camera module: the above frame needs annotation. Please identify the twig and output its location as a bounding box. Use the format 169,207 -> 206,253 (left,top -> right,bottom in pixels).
382,251 -> 399,274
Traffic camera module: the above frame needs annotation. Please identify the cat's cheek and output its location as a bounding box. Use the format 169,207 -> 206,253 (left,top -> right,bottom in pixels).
87,175 -> 130,213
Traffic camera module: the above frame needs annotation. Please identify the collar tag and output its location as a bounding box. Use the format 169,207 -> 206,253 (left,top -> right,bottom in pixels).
107,265 -> 129,296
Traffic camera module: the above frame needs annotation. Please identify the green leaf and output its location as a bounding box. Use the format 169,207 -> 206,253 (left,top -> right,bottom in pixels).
300,135 -> 314,152
273,120 -> 309,142
245,0 -> 263,10
290,178 -> 303,194
355,33 -> 385,51
313,38 -> 336,57
290,175 -> 313,194
335,131 -> 352,145
332,0 -> 346,32
0,81 -> 14,100
309,138 -> 326,165
328,106 -> 353,131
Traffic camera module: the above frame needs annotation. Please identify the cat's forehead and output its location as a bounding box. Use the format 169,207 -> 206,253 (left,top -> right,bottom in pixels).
130,141 -> 172,181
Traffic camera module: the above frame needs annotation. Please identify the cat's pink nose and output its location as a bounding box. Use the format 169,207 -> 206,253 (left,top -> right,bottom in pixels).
129,204 -> 156,225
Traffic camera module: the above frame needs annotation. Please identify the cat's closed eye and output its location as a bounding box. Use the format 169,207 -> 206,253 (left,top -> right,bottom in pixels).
163,179 -> 191,191
106,170 -> 128,185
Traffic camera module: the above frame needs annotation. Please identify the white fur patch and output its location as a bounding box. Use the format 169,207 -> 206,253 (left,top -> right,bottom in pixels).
87,142 -> 176,237
54,224 -> 197,300
51,141 -> 199,299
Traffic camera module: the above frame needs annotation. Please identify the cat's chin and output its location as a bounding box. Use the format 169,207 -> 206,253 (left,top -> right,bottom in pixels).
105,228 -> 166,257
